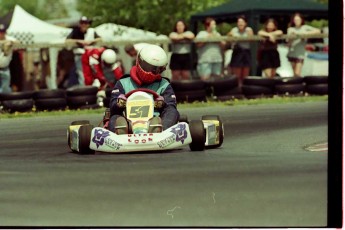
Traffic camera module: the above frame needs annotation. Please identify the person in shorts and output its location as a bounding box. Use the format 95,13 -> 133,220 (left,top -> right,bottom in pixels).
195,17 -> 226,81
257,18 -> 283,78
228,15 -> 254,86
286,13 -> 321,77
169,20 -> 195,81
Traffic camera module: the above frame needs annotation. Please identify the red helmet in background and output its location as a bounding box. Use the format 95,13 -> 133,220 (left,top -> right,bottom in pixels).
135,44 -> 168,85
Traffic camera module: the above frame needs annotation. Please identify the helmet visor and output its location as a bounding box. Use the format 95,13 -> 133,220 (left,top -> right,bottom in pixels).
138,58 -> 166,74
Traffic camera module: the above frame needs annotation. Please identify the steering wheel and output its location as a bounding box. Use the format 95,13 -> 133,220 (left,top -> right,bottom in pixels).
125,88 -> 160,99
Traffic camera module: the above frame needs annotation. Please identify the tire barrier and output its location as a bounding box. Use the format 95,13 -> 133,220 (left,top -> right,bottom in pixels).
241,85 -> 274,98
243,76 -> 276,88
66,86 -> 99,109
33,89 -> 67,111
305,83 -> 328,95
0,75 -> 329,114
241,77 -> 275,98
1,98 -> 35,113
175,89 -> 207,103
0,91 -> 35,113
171,79 -> 207,103
273,77 -> 305,96
303,76 -> 328,95
204,75 -> 244,100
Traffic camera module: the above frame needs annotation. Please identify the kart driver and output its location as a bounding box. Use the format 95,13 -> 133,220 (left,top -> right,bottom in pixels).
82,47 -> 123,89
108,44 -> 179,134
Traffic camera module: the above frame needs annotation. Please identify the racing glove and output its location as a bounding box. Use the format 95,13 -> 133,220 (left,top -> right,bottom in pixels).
116,94 -> 127,108
154,95 -> 165,109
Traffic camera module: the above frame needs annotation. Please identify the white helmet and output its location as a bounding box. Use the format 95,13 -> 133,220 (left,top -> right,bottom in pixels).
101,49 -> 117,65
136,44 -> 168,85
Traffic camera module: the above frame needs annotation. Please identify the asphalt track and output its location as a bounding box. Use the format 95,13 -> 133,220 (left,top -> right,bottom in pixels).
0,101 -> 327,227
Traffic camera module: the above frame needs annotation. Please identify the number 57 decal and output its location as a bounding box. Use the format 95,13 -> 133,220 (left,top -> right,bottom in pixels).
129,105 -> 150,118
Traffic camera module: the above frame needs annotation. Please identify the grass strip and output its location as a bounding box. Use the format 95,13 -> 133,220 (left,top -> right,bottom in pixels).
0,95 -> 328,119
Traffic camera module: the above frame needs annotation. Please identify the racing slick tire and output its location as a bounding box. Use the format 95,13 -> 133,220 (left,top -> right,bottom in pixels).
179,114 -> 188,123
189,120 -> 206,151
71,120 -> 90,125
67,120 -> 91,150
78,124 -> 95,154
201,115 -> 224,148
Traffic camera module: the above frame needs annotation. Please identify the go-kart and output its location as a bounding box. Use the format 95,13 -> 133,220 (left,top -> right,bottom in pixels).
67,88 -> 224,154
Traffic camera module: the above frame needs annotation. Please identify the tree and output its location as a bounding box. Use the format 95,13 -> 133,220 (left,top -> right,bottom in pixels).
0,0 -> 68,20
77,0 -> 228,35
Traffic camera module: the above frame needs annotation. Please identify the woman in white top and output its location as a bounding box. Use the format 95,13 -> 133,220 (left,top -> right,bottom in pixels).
169,20 -> 195,81
287,13 -> 321,77
195,17 -> 226,81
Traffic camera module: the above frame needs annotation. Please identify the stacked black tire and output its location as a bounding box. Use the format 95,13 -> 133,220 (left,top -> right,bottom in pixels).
0,91 -> 34,113
273,77 -> 305,96
66,86 -> 99,109
171,80 -> 207,103
242,77 -> 275,99
33,89 -> 67,111
303,76 -> 328,95
205,75 -> 244,101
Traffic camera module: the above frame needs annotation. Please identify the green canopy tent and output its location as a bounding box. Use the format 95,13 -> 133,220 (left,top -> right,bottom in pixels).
190,0 -> 328,75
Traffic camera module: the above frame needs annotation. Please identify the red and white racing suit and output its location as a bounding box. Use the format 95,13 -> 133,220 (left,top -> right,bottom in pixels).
81,47 -> 123,89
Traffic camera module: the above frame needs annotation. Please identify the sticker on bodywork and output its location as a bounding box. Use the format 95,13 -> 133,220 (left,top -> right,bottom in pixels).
170,123 -> 187,144
92,129 -> 110,148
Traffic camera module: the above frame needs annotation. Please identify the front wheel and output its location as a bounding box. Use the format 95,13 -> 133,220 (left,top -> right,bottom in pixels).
201,115 -> 224,148
78,124 -> 95,154
189,120 -> 205,151
67,120 -> 90,150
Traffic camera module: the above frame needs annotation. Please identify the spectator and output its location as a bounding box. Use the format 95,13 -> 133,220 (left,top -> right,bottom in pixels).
286,13 -> 321,77
169,20 -> 195,81
81,47 -> 123,89
65,16 -> 102,86
0,24 -> 19,93
195,17 -> 226,81
228,15 -> 254,86
124,43 -> 149,72
109,44 -> 179,134
124,44 -> 138,68
257,18 -> 283,78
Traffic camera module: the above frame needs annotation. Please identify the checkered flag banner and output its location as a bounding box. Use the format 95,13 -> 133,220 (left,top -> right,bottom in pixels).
7,31 -> 34,45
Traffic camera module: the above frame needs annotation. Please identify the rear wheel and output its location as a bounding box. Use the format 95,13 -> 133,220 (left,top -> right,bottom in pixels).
179,114 -> 188,123
78,124 -> 95,154
71,120 -> 90,125
189,120 -> 205,151
201,115 -> 224,148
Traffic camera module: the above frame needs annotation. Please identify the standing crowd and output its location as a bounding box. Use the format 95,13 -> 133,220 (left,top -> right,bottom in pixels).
167,13 -> 321,88
0,13 -> 323,93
